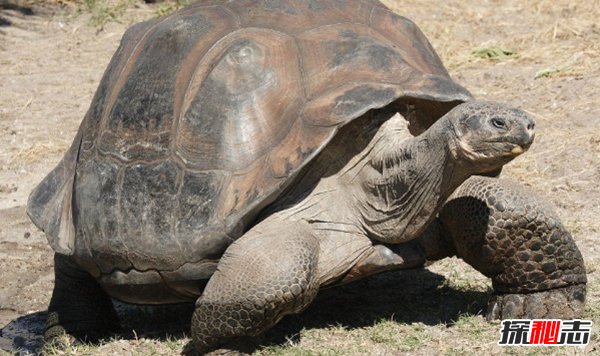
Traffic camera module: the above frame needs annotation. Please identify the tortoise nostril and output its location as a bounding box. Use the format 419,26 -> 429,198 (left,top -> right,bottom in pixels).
527,122 -> 535,131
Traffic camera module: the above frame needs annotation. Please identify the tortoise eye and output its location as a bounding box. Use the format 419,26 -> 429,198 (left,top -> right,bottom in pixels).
491,118 -> 507,129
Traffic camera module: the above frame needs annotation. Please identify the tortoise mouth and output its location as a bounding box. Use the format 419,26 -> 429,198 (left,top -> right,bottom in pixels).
455,139 -> 531,163
507,137 -> 534,156
510,145 -> 525,155
482,137 -> 534,157
495,142 -> 530,158
502,143 -> 528,157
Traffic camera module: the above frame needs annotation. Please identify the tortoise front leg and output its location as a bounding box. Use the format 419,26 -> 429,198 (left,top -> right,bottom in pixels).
46,253 -> 120,342
436,176 -> 586,319
191,218 -> 320,353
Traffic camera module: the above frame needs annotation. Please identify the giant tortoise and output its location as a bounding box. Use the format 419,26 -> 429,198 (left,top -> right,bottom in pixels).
28,0 -> 586,353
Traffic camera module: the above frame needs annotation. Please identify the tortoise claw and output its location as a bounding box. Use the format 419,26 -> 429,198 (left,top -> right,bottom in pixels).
486,284 -> 586,321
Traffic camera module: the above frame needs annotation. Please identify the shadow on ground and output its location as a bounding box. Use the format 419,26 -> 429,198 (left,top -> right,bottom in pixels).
258,267 -> 489,350
0,268 -> 489,355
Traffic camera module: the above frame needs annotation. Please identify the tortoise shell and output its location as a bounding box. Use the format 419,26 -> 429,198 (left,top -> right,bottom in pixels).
28,0 -> 471,278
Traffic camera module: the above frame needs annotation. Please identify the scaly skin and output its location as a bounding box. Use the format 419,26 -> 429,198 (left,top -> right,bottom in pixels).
191,102 -> 538,352
46,254 -> 120,342
191,219 -> 320,353
438,176 -> 586,319
191,174 -> 587,353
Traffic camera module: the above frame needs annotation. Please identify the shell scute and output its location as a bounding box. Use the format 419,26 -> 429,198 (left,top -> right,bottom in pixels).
174,28 -> 304,172
97,6 -> 236,162
29,0 -> 472,273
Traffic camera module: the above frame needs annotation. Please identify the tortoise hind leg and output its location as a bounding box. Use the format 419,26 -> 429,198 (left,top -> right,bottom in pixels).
46,253 -> 120,343
191,218 -> 320,353
436,176 -> 586,319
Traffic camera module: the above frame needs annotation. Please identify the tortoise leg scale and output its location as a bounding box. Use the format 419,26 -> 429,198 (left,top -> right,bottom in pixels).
435,176 -> 587,319
191,218 -> 320,353
45,253 -> 120,342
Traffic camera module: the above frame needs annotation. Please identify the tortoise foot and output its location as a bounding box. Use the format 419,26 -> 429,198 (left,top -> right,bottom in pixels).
45,310 -> 120,343
45,254 -> 121,344
43,322 -> 78,350
486,284 -> 586,320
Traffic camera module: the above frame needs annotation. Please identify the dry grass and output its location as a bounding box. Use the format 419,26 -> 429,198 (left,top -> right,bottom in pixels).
12,142 -> 69,164
1,0 -> 599,355
383,0 -> 600,76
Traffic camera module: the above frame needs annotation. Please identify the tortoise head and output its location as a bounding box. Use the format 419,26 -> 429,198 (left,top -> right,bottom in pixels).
446,100 -> 536,173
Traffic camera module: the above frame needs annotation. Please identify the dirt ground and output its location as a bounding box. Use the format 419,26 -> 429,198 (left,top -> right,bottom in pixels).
0,0 -> 599,354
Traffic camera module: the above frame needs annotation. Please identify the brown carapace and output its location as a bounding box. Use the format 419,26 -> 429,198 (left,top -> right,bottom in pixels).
27,0 -> 585,353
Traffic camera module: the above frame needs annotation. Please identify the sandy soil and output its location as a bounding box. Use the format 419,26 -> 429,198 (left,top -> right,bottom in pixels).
1,0 -> 599,354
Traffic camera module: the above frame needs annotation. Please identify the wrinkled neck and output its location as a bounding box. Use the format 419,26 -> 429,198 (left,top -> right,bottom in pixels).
355,117 -> 469,243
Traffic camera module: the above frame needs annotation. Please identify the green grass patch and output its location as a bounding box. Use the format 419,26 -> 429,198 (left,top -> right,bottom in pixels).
82,0 -> 133,28
471,46 -> 518,60
369,320 -> 400,344
399,323 -> 430,350
367,320 -> 431,351
258,346 -> 315,356
155,0 -> 189,17
41,334 -> 110,355
534,67 -> 561,79
451,314 -> 487,339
